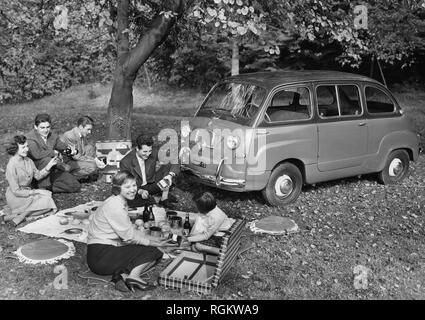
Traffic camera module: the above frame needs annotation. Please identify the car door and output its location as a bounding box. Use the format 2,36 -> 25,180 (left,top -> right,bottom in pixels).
363,85 -> 403,156
253,84 -> 317,174
316,83 -> 368,172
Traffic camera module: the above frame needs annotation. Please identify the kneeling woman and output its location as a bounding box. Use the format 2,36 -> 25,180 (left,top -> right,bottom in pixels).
4,135 -> 58,226
87,171 -> 171,292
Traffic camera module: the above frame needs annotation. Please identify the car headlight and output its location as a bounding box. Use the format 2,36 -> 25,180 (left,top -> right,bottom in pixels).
226,135 -> 240,150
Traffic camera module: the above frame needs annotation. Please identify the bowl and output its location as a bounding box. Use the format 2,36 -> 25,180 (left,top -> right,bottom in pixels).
149,226 -> 162,237
166,211 -> 178,221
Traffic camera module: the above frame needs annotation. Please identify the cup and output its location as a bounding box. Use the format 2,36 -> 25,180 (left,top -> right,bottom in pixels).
149,226 -> 162,238
169,216 -> 182,229
166,211 -> 178,222
161,224 -> 171,238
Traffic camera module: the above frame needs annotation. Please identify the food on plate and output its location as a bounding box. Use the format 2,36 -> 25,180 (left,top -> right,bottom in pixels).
63,228 -> 83,234
59,217 -> 69,225
72,210 -> 91,219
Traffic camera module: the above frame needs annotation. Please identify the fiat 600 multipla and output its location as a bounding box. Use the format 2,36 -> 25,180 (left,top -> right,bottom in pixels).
181,71 -> 419,206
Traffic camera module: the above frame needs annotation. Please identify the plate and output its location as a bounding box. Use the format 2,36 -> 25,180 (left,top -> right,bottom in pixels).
62,228 -> 83,235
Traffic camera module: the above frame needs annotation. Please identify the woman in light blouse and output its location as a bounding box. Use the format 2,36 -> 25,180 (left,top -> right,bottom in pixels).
87,170 -> 172,292
4,135 -> 58,226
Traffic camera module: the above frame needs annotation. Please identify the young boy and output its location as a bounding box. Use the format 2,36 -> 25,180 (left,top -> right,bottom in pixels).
183,192 -> 235,255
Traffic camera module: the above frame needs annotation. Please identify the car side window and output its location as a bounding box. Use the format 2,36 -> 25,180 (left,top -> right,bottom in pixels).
365,86 -> 396,114
317,85 -> 362,118
338,85 -> 362,116
317,86 -> 338,117
266,87 -> 312,123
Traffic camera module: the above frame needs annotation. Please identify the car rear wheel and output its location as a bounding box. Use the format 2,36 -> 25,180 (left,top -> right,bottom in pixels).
378,149 -> 410,184
262,162 -> 302,206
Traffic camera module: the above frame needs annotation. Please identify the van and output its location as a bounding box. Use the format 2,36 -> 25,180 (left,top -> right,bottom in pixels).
182,71 -> 420,206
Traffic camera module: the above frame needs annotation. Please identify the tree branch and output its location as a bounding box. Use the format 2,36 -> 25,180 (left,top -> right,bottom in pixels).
125,0 -> 185,76
116,0 -> 130,66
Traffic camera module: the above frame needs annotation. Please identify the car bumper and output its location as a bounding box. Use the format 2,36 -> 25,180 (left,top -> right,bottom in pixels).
181,159 -> 246,190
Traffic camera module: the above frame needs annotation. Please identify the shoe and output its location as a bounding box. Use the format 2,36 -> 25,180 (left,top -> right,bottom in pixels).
114,279 -> 131,293
78,176 -> 90,183
88,173 -> 99,182
9,219 -> 22,228
125,278 -> 156,292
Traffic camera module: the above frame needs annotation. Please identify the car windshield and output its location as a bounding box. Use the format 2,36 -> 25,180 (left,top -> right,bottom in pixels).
197,82 -> 267,125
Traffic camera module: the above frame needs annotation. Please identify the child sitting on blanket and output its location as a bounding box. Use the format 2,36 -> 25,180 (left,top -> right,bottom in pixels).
182,192 -> 234,255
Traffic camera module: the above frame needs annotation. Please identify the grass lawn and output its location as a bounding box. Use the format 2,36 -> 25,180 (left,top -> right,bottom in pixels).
0,83 -> 424,300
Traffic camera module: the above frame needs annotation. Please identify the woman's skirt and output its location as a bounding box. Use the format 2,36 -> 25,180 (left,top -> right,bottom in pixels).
87,243 -> 163,282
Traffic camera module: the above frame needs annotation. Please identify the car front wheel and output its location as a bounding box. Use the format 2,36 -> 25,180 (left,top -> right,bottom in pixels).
378,149 -> 410,184
262,162 -> 303,207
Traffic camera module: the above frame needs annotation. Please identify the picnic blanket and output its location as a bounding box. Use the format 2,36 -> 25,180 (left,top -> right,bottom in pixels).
17,201 -> 103,243
18,201 -> 199,245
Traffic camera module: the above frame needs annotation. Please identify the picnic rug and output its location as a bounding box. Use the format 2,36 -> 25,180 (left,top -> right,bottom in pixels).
14,238 -> 75,265
17,201 -> 104,243
248,216 -> 299,235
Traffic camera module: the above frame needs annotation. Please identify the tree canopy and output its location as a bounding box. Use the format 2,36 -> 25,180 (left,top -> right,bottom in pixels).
1,0 -> 424,104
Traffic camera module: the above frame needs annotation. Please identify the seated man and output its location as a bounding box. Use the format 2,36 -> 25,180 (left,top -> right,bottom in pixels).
60,116 -> 105,181
26,113 -> 81,193
119,134 -> 180,208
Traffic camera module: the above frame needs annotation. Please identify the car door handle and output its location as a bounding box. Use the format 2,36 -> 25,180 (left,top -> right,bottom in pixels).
358,122 -> 366,126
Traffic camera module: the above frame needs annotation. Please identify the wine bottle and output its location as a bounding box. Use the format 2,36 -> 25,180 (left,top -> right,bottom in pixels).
142,204 -> 150,223
183,213 -> 191,236
148,205 -> 155,224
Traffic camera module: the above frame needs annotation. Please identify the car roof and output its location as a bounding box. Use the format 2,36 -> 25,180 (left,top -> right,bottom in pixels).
226,70 -> 383,90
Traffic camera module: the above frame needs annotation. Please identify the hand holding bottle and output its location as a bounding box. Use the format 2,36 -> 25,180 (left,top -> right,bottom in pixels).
47,157 -> 59,170
138,189 -> 149,199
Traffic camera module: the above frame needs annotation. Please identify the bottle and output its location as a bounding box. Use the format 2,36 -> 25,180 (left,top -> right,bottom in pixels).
148,205 -> 155,224
142,204 -> 150,223
168,233 -> 182,246
183,213 -> 191,236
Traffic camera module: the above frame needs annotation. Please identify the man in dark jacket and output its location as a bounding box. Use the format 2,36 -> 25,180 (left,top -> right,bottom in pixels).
26,113 -> 80,193
119,134 -> 180,208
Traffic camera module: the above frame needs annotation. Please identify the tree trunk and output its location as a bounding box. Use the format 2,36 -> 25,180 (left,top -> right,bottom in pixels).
231,38 -> 239,76
106,0 -> 184,140
106,70 -> 135,139
144,64 -> 152,91
370,55 -> 375,78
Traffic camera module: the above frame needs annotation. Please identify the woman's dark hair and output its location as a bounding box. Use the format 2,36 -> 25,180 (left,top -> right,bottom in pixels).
77,116 -> 94,127
111,170 -> 136,195
34,113 -> 52,126
193,192 -> 216,214
6,135 -> 27,155
135,134 -> 154,149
